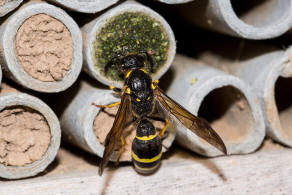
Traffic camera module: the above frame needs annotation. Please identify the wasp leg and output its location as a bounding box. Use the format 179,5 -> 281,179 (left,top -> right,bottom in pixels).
115,117 -> 137,165
147,116 -> 169,138
140,51 -> 155,73
92,102 -> 121,108
115,136 -> 126,166
109,85 -> 122,93
162,143 -> 169,151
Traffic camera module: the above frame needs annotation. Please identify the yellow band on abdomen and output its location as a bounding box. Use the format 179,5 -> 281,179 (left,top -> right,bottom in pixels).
135,133 -> 158,141
132,151 -> 162,163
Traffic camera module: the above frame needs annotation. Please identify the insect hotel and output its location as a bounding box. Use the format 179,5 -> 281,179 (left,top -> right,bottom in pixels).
0,0 -> 292,194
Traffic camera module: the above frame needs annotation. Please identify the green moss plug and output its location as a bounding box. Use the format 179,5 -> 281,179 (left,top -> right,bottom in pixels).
94,12 -> 170,81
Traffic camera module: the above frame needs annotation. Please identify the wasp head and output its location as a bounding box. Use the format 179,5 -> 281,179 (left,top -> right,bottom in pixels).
120,55 -> 145,72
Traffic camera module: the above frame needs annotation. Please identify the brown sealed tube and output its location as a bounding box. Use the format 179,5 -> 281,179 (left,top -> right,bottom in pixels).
60,80 -> 176,162
82,1 -> 176,88
0,1 -> 82,93
0,83 -> 61,179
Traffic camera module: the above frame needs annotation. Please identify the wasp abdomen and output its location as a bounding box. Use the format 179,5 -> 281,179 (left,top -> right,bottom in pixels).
132,119 -> 162,174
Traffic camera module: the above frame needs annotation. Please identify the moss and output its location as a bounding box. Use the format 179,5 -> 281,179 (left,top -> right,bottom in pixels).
94,12 -> 170,81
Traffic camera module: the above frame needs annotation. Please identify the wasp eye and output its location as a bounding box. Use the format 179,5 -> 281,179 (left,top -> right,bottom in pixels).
136,98 -> 141,102
147,96 -> 151,101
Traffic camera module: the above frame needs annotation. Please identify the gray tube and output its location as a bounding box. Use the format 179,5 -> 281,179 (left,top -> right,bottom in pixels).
0,0 -> 23,17
176,0 -> 292,39
237,48 -> 292,147
0,1 -> 82,93
199,43 -> 292,147
166,55 -> 265,157
0,65 -> 2,85
47,0 -> 119,13
82,1 -> 176,88
0,88 -> 61,179
158,0 -> 193,4
60,80 -> 176,161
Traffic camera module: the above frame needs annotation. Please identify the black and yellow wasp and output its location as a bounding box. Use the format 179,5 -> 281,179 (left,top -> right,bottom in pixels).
93,52 -> 227,176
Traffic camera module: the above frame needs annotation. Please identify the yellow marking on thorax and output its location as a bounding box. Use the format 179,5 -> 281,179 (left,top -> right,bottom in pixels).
123,85 -> 131,94
151,80 -> 159,89
125,70 -> 133,78
136,133 -> 158,141
132,151 -> 162,163
140,68 -> 148,74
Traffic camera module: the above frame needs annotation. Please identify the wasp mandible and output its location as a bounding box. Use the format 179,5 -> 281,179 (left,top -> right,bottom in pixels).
93,52 -> 227,175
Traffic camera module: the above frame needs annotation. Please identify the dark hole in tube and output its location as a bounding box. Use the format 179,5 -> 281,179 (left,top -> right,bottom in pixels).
198,86 -> 254,142
275,77 -> 292,135
231,0 -> 290,27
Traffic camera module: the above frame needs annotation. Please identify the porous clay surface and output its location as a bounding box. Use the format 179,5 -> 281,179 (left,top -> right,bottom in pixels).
0,106 -> 51,166
16,14 -> 73,82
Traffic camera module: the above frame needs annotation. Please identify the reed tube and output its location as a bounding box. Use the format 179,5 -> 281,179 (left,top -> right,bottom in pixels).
82,1 -> 176,88
175,0 -> 292,39
158,0 -> 193,4
0,83 -> 61,179
0,0 -> 23,17
47,0 -> 119,13
237,48 -> 292,147
166,55 -> 265,157
0,1 -> 82,93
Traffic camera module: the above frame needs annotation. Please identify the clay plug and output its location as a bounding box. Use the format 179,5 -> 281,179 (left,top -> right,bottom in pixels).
0,1 -> 82,93
0,83 -> 61,179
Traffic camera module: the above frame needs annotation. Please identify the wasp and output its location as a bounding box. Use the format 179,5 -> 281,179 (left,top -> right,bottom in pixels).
93,52 -> 227,176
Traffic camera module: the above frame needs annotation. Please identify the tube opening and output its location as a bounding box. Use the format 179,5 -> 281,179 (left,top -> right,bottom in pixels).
198,86 -> 255,143
231,0 -> 291,27
275,77 -> 292,137
0,106 -> 51,166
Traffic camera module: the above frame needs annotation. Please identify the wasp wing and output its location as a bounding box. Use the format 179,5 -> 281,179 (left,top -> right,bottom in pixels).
99,93 -> 131,175
154,87 -> 227,155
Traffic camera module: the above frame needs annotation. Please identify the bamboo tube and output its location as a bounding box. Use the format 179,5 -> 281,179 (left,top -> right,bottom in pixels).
47,0 -> 119,13
166,54 -> 265,157
82,1 -> 176,88
0,1 -> 82,93
59,79 -> 176,162
0,83 -> 61,179
0,0 -> 23,17
175,0 -> 292,39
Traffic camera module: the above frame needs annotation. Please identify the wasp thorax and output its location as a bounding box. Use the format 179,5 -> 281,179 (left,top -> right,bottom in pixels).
137,119 -> 156,137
